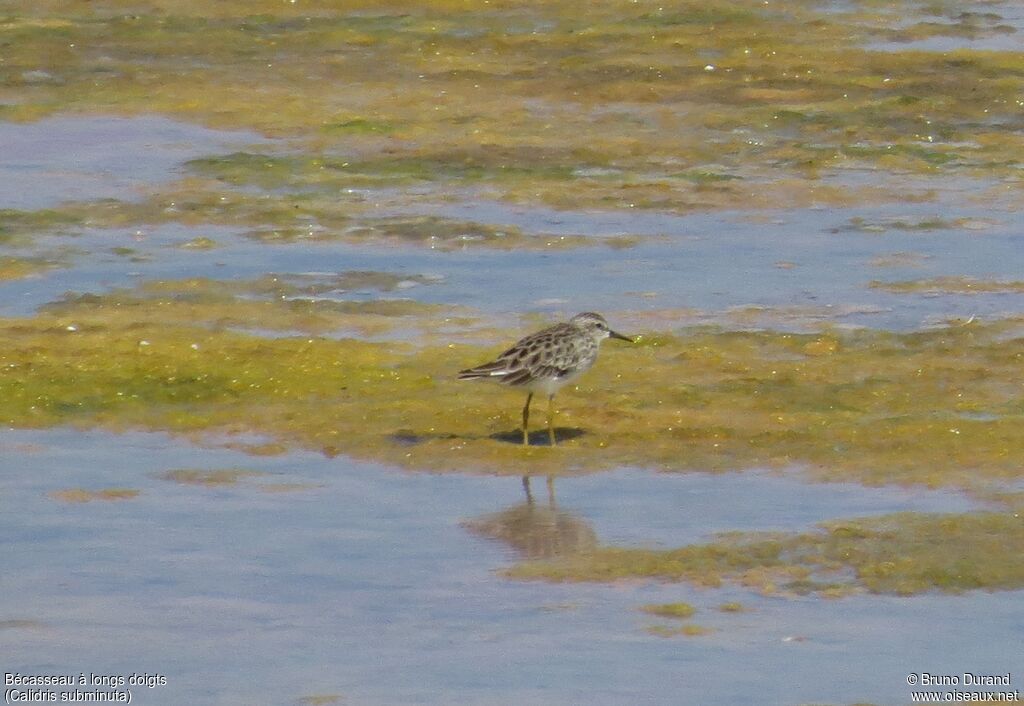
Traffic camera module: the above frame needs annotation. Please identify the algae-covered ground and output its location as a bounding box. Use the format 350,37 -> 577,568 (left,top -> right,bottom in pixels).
1,0 -> 1022,244
509,510 -> 1024,597
3,279 -> 1023,492
871,275 -> 1024,294
0,254 -> 59,279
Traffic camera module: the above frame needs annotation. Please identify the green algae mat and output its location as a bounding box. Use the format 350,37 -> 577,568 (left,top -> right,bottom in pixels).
1,0 -> 1022,233
2,278 -> 1022,491
509,511 -> 1024,597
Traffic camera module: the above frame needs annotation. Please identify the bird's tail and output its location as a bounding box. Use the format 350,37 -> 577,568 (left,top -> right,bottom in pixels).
457,361 -> 508,380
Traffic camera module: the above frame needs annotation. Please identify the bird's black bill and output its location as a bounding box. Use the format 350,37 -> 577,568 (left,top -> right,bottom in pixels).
609,330 -> 634,343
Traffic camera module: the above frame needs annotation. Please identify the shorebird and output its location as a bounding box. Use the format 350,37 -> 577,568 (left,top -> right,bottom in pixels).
458,312 -> 633,446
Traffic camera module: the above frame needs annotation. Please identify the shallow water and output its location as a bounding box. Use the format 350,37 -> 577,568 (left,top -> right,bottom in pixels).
0,116 -> 267,210
2,428 -> 1014,706
6,197 -> 1024,330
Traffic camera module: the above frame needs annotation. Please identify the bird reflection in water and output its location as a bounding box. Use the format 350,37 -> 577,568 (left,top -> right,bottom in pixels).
463,475 -> 597,560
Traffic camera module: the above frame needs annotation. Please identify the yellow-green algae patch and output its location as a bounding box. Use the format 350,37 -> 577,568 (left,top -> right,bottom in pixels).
507,511 -> 1024,596
645,623 -> 712,638
47,487 -> 140,503
2,287 -> 1024,488
870,276 -> 1024,295
42,275 -> 454,337
0,256 -> 60,280
0,208 -> 81,243
259,482 -> 321,494
868,252 -> 931,268
717,602 -> 746,612
640,602 -> 696,619
297,695 -> 344,706
178,236 -> 218,250
832,216 -> 999,235
158,467 -> 320,492
158,468 -> 267,486
1,1 -> 1022,215
0,619 -> 47,631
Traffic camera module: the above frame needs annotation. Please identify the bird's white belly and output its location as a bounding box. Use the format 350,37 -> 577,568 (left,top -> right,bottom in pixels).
525,365 -> 588,396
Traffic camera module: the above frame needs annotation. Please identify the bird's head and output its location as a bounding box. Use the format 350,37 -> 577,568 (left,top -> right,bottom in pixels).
569,312 -> 633,343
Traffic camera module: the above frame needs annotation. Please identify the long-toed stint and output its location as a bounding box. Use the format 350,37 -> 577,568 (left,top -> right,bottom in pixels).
458,312 -> 633,446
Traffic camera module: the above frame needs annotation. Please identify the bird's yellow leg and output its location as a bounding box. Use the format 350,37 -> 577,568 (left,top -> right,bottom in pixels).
522,392 -> 533,447
547,394 -> 556,447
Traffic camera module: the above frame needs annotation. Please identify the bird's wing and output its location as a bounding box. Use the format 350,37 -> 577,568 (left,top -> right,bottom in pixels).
458,323 -> 569,381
